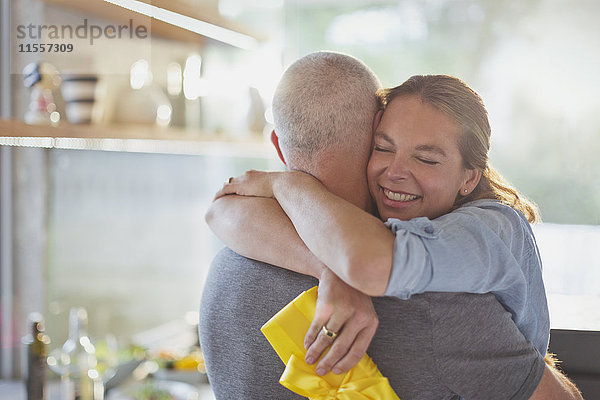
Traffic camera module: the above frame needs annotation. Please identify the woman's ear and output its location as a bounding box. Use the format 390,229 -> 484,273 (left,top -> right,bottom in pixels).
462,169 -> 482,196
270,130 -> 287,166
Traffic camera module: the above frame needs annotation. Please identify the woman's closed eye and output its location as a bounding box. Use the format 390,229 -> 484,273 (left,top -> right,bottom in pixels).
374,145 -> 393,153
416,157 -> 440,165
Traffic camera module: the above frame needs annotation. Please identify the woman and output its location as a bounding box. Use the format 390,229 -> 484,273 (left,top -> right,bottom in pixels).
210,75 -> 549,376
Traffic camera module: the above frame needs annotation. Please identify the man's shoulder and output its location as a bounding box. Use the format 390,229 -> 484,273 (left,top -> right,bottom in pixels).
209,246 -> 289,272
211,246 -> 261,265
207,247 -> 318,289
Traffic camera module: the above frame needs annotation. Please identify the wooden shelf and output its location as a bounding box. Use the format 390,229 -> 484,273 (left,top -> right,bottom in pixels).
1,118 -> 218,140
0,119 -> 275,157
38,0 -> 265,45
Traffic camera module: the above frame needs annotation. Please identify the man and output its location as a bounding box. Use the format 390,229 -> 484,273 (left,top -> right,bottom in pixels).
200,52 -> 582,399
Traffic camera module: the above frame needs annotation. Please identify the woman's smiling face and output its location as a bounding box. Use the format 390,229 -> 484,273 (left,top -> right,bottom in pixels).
367,94 -> 479,222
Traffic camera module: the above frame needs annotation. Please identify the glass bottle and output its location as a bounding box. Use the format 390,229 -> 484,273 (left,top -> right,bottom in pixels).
23,312 -> 50,400
60,308 -> 99,400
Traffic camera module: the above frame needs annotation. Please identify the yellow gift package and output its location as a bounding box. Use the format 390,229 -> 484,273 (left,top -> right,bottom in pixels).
261,286 -> 400,399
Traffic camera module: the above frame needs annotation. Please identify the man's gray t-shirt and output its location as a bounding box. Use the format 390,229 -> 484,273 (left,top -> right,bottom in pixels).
199,248 -> 546,400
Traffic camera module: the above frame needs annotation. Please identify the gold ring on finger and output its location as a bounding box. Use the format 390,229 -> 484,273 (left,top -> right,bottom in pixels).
322,325 -> 338,340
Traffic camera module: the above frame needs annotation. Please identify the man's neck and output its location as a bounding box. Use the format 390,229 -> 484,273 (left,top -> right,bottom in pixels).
306,159 -> 372,213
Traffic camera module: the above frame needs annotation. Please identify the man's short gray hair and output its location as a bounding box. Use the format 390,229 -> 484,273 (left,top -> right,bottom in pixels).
272,51 -> 381,165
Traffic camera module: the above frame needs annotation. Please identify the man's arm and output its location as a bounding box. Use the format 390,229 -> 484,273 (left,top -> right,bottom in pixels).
529,361 -> 583,400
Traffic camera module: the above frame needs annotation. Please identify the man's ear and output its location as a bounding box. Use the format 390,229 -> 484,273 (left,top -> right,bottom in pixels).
270,130 -> 287,166
372,109 -> 383,134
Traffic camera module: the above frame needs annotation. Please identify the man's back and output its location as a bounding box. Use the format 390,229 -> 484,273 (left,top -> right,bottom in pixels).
199,248 -> 545,400
199,248 -> 316,399
371,293 -> 544,399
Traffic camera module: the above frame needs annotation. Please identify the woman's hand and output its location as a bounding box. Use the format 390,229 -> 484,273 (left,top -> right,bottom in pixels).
304,268 -> 379,376
214,170 -> 283,200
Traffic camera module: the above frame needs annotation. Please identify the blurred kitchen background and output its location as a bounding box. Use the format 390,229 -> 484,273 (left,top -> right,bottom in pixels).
1,0 -> 600,396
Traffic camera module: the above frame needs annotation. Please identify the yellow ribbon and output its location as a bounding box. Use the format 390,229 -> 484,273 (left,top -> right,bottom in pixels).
280,353 -> 396,400
261,287 -> 400,400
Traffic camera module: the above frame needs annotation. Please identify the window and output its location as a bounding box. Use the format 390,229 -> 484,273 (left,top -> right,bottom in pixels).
45,148 -> 281,345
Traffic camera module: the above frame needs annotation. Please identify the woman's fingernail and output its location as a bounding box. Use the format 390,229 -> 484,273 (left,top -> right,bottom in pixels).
332,368 -> 342,375
305,356 -> 314,364
316,368 -> 326,376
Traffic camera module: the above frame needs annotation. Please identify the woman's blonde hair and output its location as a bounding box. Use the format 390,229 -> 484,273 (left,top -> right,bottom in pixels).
378,75 -> 540,223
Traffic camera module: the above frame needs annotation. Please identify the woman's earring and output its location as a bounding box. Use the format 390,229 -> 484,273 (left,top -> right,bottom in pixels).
464,189 -> 468,193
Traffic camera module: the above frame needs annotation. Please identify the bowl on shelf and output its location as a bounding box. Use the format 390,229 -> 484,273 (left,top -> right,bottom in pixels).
60,72 -> 99,124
